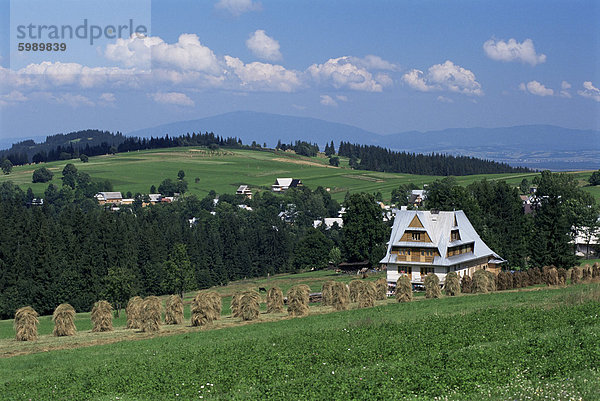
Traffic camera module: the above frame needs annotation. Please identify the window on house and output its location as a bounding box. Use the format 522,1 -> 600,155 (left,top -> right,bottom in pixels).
420,267 -> 434,275
412,232 -> 421,241
451,230 -> 460,241
399,266 -> 411,274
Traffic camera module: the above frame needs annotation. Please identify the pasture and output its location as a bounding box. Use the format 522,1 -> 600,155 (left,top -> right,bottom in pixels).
0,146 -> 583,202
1,270 -> 599,400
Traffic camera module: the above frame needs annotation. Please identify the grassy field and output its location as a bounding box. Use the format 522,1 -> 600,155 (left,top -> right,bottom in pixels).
2,146 -> 589,202
1,280 -> 599,400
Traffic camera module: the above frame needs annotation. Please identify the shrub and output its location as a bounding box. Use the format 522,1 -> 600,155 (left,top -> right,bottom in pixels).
287,285 -> 309,317
395,276 -> 412,302
266,287 -> 284,313
53,303 -> 76,337
14,306 -> 39,341
321,281 -> 335,306
443,271 -> 461,296
461,274 -> 472,293
126,296 -> 143,329
141,296 -> 162,332
349,280 -> 362,302
240,291 -> 261,321
358,282 -> 376,308
375,278 -> 388,300
32,167 -> 53,183
331,282 -> 350,311
165,295 -> 184,325
91,300 -> 113,332
424,273 -> 441,299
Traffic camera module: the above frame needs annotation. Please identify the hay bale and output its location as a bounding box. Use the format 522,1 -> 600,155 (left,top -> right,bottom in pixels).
546,267 -> 559,286
266,287 -> 284,313
331,281 -> 350,311
472,270 -> 492,294
141,296 -> 162,332
395,276 -> 412,302
375,278 -> 388,300
496,271 -> 509,291
53,303 -> 76,337
528,267 -> 542,285
443,271 -> 461,296
240,290 -> 260,321
582,264 -> 591,282
593,263 -> 599,279
287,285 -> 309,317
126,296 -> 143,329
424,273 -> 441,299
91,300 -> 113,332
358,282 -> 376,308
571,266 -> 581,284
14,306 -> 39,341
191,291 -> 221,326
349,280 -> 362,302
461,274 -> 472,293
165,295 -> 184,325
321,281 -> 335,306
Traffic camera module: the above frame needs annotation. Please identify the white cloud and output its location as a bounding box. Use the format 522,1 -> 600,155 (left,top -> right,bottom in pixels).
36,93 -> 95,107
246,30 -> 282,61
402,60 -> 483,96
320,95 -> 337,106
224,56 -> 301,92
99,93 -> 116,102
336,95 -> 348,102
560,81 -> 572,98
348,55 -> 398,71
436,95 -> 453,103
215,0 -> 261,16
0,90 -> 28,106
483,38 -> 546,66
308,56 -> 389,92
150,91 -> 195,106
578,81 -> 600,102
519,80 -> 554,96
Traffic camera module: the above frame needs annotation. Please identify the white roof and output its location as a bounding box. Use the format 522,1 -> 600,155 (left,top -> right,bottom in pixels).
380,209 -> 502,266
95,192 -> 122,200
275,178 -> 293,187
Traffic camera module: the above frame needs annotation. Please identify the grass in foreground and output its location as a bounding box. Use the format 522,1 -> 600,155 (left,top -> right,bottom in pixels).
1,282 -> 599,400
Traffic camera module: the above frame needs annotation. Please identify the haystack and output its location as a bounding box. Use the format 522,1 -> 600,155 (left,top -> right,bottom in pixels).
528,267 -> 542,285
126,296 -> 143,329
395,276 -> 412,302
592,262 -> 599,278
191,292 -> 217,326
141,296 -> 162,332
165,295 -> 184,325
349,280 -> 362,302
496,271 -> 511,291
287,285 -> 309,317
230,292 -> 243,318
266,287 -> 284,313
460,274 -> 472,293
53,303 -> 76,337
424,273 -> 441,299
321,281 -> 335,306
91,300 -> 113,332
358,281 -> 376,308
331,281 -> 350,311
571,266 -> 581,284
375,277 -> 388,300
443,271 -> 461,296
472,269 -> 495,294
546,267 -> 559,286
14,306 -> 39,341
557,267 -> 567,285
208,291 -> 223,319
582,265 -> 591,282
240,290 -> 260,321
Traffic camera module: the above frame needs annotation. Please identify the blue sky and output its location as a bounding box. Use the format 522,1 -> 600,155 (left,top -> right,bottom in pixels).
0,0 -> 599,140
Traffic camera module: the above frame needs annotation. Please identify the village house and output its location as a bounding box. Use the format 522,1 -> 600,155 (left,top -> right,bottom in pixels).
94,192 -> 123,205
312,217 -> 344,229
271,178 -> 302,192
380,209 -> 504,289
408,189 -> 427,208
236,185 -> 253,199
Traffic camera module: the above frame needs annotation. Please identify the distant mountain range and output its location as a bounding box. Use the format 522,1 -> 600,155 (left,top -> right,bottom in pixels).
128,111 -> 600,170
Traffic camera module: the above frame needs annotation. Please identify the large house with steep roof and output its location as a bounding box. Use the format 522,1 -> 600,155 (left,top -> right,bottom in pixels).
380,209 -> 504,288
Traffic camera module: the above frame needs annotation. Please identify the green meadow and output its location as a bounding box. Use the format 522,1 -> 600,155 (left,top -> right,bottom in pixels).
2,146 -> 589,202
1,280 -> 599,400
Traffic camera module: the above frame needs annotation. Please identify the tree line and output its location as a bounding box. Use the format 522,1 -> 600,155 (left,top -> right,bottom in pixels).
338,141 -> 532,175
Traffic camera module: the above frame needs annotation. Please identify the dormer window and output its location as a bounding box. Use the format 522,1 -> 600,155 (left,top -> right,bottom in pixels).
411,232 -> 421,241
451,230 -> 460,242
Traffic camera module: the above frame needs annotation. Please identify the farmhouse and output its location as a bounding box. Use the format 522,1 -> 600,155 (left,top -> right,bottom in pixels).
236,185 -> 253,199
94,192 -> 123,205
271,178 -> 302,192
380,210 -> 504,288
